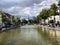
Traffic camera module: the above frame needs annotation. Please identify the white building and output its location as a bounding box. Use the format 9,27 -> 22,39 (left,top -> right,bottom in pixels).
45,15 -> 60,24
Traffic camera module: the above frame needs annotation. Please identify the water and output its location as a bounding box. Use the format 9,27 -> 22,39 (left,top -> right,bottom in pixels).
0,25 -> 60,45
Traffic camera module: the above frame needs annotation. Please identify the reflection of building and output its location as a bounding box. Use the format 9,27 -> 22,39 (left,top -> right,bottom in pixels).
41,27 -> 59,45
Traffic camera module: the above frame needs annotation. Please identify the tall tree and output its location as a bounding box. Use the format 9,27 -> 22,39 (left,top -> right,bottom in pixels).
58,1 -> 60,18
39,9 -> 49,24
50,3 -> 57,24
50,3 -> 57,15
58,1 -> 60,4
36,16 -> 42,23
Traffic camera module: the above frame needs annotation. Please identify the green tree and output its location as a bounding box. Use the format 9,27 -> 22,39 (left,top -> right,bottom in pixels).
39,9 -> 49,24
48,9 -> 54,16
58,1 -> 60,18
50,3 -> 57,23
17,17 -> 21,24
58,1 -> 60,10
36,16 -> 42,23
50,3 -> 57,14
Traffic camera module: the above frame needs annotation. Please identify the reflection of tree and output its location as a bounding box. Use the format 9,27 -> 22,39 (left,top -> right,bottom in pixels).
0,28 -> 21,45
37,27 -> 59,45
51,30 -> 59,45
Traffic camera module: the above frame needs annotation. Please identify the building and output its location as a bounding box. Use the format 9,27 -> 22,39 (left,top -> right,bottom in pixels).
45,15 -> 60,24
0,10 -> 21,30
0,13 -> 2,29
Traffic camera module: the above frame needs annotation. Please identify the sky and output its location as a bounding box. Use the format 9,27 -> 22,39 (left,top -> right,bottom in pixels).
0,0 -> 59,19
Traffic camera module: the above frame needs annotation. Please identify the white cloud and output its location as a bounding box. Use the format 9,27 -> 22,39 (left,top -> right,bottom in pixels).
31,0 -> 58,16
2,0 -> 59,19
1,0 -> 26,3
7,6 -> 22,11
22,7 -> 31,15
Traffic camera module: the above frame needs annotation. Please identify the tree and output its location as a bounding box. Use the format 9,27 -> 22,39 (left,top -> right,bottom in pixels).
48,9 -> 54,16
36,16 -> 42,23
17,17 -> 21,24
40,9 -> 49,19
50,3 -> 57,24
58,1 -> 60,17
22,19 -> 28,24
39,9 -> 49,24
50,3 -> 57,15
58,1 -> 60,8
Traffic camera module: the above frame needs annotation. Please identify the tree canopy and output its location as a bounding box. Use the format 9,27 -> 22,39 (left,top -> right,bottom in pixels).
39,9 -> 49,20
36,1 -> 60,23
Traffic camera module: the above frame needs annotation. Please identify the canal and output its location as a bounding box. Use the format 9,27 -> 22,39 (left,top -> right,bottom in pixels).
0,25 -> 60,45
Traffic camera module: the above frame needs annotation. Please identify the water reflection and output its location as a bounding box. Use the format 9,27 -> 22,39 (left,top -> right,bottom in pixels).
0,27 -> 21,45
37,26 -> 60,45
0,25 -> 60,45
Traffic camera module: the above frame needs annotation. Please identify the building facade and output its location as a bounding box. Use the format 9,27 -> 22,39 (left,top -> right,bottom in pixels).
0,11 -> 20,30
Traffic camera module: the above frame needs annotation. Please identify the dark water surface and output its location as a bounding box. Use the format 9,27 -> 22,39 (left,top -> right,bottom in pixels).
0,25 -> 60,45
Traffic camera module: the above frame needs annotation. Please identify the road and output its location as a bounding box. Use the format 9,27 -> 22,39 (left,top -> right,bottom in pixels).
0,25 -> 60,45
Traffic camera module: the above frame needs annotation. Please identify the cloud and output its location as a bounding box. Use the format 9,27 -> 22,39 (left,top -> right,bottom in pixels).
0,0 -> 59,19
22,7 -> 31,15
31,0 -> 58,16
0,0 -> 43,9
